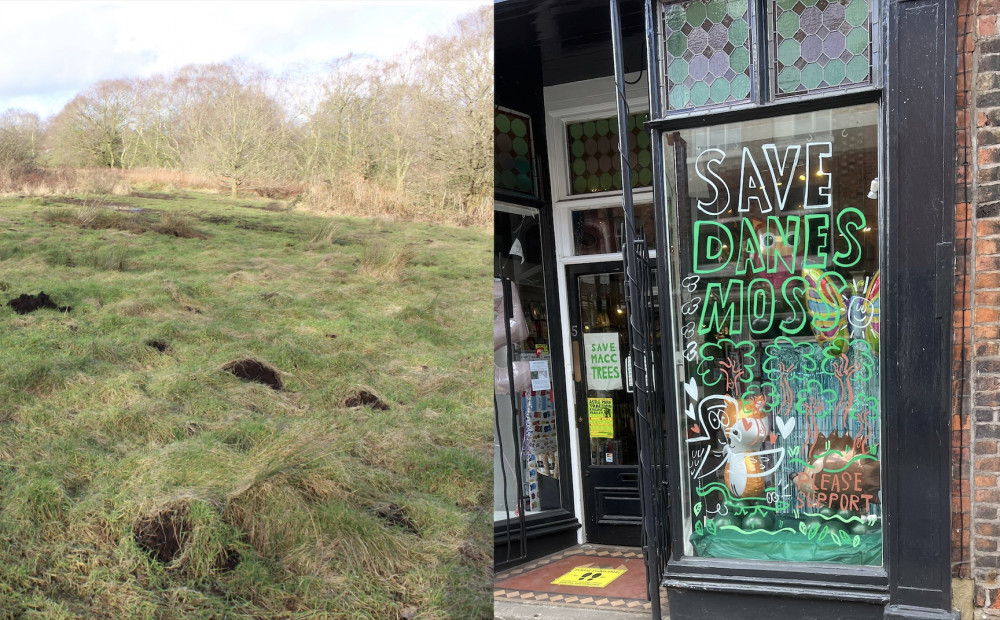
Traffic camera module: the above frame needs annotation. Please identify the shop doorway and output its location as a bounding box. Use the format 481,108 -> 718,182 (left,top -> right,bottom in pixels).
568,263 -> 642,546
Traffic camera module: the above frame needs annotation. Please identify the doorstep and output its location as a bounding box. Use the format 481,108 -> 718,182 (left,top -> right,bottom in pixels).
494,544 -> 667,617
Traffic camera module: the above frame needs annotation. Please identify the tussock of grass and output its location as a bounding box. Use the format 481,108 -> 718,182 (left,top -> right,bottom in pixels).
85,243 -> 135,271
153,212 -> 208,239
0,189 -> 491,617
308,219 -> 344,247
358,243 -> 414,281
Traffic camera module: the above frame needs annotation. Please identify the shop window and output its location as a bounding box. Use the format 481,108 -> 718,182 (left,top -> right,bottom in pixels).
495,208 -> 564,522
769,0 -> 874,97
663,103 -> 882,565
660,0 -> 876,113
495,108 -> 538,199
571,204 -> 658,256
566,113 -> 652,195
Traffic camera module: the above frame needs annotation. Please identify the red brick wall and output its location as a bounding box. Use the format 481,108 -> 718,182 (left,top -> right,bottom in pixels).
967,0 -> 1000,611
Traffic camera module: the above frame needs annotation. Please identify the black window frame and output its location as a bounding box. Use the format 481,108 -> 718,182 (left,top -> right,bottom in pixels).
646,0 -> 957,616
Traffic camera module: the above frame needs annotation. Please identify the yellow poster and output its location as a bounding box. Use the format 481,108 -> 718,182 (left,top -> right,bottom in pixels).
588,398 -> 614,439
551,566 -> 626,588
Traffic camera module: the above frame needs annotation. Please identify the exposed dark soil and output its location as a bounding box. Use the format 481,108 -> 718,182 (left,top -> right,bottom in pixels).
223,358 -> 283,390
238,203 -> 287,212
7,292 -> 71,314
130,192 -> 175,200
134,507 -> 189,563
216,547 -> 240,571
373,503 -> 419,535
146,339 -> 169,352
236,222 -> 286,233
200,215 -> 235,225
344,390 -> 389,410
49,197 -> 134,209
153,220 -> 208,239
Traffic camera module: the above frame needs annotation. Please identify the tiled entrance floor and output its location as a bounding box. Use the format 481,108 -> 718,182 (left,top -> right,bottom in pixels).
494,545 -> 667,614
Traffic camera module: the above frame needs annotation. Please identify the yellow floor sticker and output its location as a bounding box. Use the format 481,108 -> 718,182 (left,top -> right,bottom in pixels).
551,567 -> 626,588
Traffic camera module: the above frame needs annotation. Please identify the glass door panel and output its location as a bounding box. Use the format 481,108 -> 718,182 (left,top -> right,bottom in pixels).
572,269 -> 642,545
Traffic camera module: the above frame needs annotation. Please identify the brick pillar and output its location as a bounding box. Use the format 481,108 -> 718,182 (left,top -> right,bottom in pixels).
971,0 -> 1000,612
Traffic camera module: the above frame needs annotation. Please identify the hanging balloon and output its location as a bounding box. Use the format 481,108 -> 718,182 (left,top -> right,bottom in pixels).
802,268 -> 849,355
722,395 -> 768,499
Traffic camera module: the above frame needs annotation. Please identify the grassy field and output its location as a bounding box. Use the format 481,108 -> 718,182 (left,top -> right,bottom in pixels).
0,189 -> 493,618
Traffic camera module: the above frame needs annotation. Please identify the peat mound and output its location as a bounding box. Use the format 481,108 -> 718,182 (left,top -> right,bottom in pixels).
344,390 -> 389,410
7,292 -> 71,314
146,339 -> 169,352
134,507 -> 189,564
223,358 -> 283,390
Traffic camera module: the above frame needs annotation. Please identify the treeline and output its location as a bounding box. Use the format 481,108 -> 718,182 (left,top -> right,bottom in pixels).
0,6 -> 492,224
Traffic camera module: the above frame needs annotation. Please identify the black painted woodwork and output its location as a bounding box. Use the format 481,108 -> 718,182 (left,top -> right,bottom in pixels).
646,0 -> 959,618
567,262 -> 644,547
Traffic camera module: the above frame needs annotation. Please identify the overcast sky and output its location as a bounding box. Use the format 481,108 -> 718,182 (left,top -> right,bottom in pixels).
0,1 -> 486,120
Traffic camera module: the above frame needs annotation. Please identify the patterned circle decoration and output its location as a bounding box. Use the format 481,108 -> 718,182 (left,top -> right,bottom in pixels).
495,109 -> 536,196
495,114 -> 511,134
566,113 -> 651,195
771,0 -> 873,96
661,0 -> 754,111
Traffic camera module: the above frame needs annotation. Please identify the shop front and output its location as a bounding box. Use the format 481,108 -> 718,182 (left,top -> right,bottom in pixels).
497,0 -> 958,618
494,0 -> 653,569
646,0 -> 957,617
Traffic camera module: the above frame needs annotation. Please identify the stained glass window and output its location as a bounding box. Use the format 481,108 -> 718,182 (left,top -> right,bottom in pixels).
661,0 -> 753,111
566,113 -> 652,195
571,204 -> 658,256
495,108 -> 537,198
770,0 -> 873,96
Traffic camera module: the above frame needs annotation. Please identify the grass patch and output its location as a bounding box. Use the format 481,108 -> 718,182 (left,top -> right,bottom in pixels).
0,189 -> 492,617
153,212 -> 208,239
358,243 -> 414,282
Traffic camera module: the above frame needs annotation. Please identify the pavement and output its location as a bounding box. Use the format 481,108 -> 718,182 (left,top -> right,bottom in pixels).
494,599 -> 654,619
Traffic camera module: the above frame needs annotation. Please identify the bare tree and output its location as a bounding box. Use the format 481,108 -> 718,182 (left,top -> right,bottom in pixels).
176,62 -> 292,197
0,109 -> 43,174
412,6 -> 494,202
45,79 -> 138,168
129,74 -> 183,169
26,6 -> 493,222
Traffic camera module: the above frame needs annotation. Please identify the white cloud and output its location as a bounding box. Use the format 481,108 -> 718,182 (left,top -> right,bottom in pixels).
0,0 -> 486,119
